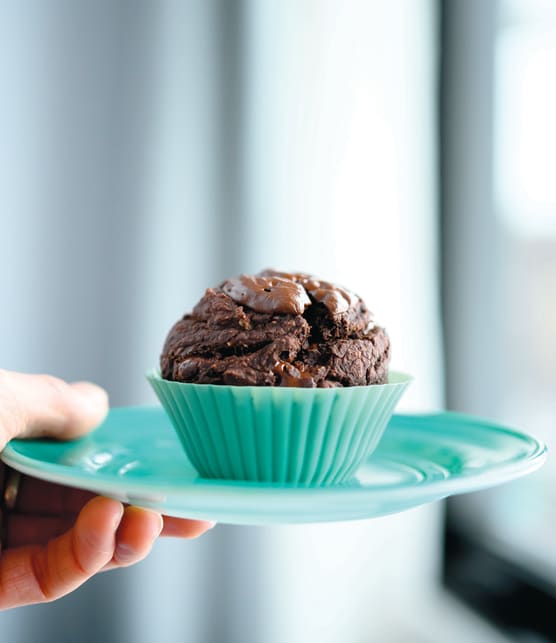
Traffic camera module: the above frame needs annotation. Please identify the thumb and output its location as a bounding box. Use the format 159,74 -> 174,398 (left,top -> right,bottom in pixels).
0,370 -> 109,450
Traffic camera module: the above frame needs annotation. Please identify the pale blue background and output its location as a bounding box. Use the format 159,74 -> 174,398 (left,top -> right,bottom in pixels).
0,2 -> 450,642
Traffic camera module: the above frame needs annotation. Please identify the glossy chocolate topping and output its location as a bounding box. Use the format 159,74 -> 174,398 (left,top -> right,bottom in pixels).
259,269 -> 359,315
222,274 -> 311,315
258,269 -> 313,282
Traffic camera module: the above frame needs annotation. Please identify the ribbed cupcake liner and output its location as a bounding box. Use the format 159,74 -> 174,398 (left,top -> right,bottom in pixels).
147,370 -> 411,486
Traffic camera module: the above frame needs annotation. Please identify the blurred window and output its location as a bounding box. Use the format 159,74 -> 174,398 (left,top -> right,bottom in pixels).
443,0 -> 556,640
486,0 -> 556,572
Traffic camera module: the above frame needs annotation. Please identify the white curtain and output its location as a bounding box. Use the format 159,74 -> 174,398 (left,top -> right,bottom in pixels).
0,2 -> 441,641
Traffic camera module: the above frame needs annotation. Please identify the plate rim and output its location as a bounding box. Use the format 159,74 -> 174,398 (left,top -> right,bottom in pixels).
0,407 -> 547,524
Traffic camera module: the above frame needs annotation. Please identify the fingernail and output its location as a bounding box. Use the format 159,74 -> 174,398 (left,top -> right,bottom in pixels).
153,514 -> 164,538
207,521 -> 217,530
115,543 -> 135,563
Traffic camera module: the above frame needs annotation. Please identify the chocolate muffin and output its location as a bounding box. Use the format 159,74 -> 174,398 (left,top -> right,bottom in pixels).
161,270 -> 390,388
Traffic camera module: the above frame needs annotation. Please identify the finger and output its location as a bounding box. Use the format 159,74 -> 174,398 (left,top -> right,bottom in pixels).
160,516 -> 216,539
110,506 -> 163,567
5,514 -> 77,548
100,511 -> 215,572
0,496 -> 124,609
14,476 -> 95,515
0,370 -> 109,449
5,507 -> 215,549
11,473 -> 216,537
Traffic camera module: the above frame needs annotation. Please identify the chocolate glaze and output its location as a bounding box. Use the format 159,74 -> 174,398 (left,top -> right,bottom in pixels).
222,274 -> 311,315
258,269 -> 359,315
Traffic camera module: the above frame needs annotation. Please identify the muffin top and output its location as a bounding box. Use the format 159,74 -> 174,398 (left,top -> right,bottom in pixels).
160,269 -> 390,388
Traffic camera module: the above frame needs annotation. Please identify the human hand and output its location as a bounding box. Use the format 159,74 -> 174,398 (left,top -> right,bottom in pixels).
0,370 -> 215,610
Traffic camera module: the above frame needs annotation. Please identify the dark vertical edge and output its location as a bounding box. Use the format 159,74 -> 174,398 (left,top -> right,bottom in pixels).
438,0 -> 499,414
438,0 -> 450,409
215,0 -> 246,279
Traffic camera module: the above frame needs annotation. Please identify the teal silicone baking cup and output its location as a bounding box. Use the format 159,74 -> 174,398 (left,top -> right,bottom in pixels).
147,369 -> 412,486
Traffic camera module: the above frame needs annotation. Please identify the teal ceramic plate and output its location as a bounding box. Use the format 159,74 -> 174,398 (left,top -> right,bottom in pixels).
0,406 -> 546,525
